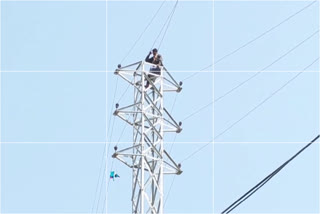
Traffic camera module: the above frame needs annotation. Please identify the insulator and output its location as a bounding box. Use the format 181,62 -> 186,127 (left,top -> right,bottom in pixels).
117,64 -> 121,68
114,146 -> 118,151
179,121 -> 182,126
178,163 -> 181,168
115,103 -> 119,108
179,81 -> 183,86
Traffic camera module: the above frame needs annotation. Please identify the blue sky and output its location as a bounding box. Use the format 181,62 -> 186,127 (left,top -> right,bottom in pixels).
214,1 -> 319,71
1,1 -> 106,71
1,143 -> 105,213
2,72 -> 106,142
1,0 -> 319,214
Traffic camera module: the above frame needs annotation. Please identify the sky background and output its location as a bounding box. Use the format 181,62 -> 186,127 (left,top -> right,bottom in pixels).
1,1 -> 320,214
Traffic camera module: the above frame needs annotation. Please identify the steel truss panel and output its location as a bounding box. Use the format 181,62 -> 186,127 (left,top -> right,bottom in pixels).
112,61 -> 183,214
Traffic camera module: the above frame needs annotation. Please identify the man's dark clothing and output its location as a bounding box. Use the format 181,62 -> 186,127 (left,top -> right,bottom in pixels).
145,54 -> 163,66
144,53 -> 163,88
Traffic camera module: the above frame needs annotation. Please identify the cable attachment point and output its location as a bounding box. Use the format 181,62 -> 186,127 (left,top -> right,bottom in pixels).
177,163 -> 183,175
115,65 -> 121,74
177,81 -> 183,93
112,152 -> 117,158
176,121 -> 182,133
113,103 -> 120,116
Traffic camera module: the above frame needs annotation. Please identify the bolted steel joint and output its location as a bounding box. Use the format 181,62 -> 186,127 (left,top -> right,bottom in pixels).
112,153 -> 118,158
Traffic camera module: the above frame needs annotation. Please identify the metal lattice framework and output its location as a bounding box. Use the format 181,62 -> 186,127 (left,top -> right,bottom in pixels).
112,61 -> 183,214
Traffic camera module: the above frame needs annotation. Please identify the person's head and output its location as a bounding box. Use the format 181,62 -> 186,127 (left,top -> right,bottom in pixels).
152,48 -> 158,56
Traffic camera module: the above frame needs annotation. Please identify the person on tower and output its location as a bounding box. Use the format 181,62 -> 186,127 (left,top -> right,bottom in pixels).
145,48 -> 163,88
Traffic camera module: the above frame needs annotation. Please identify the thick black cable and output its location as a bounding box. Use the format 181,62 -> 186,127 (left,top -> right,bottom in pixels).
180,57 -> 319,163
120,0 -> 167,64
222,134 -> 320,214
182,0 -> 317,82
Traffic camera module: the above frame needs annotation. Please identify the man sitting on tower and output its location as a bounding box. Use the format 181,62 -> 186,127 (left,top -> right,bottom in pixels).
145,48 -> 163,88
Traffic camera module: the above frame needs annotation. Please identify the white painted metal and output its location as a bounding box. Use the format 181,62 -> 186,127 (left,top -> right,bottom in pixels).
112,61 -> 182,214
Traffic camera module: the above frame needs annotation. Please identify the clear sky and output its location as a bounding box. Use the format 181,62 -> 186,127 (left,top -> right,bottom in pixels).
1,1 -> 106,71
1,1 -> 320,214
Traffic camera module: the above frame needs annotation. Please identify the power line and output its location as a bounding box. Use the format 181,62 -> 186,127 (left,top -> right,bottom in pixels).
102,117 -> 130,213
214,29 -> 319,103
182,29 -> 319,122
182,0 -> 317,82
164,175 -> 177,207
180,57 -> 319,163
215,1 -> 317,66
105,0 -> 319,211
120,0 -> 167,64
92,75 -> 121,213
91,147 -> 106,214
221,134 -> 320,214
151,0 -> 179,49
158,0 -> 179,50
95,134 -> 116,213
182,64 -> 213,81
180,142 -> 211,163
117,83 -> 130,104
160,81 -> 180,210
105,2 -> 180,212
214,57 -> 319,140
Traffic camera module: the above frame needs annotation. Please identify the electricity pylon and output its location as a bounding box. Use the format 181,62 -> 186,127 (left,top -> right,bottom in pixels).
112,61 -> 183,214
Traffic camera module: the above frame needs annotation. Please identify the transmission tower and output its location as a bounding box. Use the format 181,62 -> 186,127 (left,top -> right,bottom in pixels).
112,60 -> 183,214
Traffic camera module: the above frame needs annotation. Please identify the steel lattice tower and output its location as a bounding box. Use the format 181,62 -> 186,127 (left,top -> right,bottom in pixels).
112,61 -> 183,214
